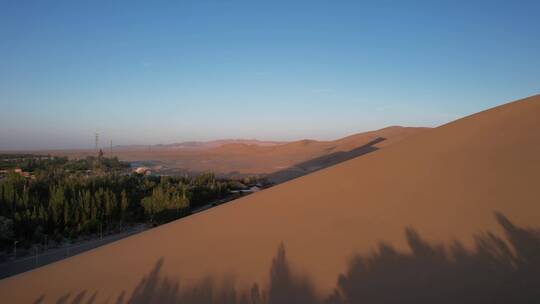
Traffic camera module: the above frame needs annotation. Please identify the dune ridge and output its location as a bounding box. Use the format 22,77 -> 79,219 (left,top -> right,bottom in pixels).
30,126 -> 426,176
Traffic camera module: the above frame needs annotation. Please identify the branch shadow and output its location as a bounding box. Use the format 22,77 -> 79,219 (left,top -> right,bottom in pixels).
37,212 -> 540,303
127,243 -> 318,304
327,212 -> 540,304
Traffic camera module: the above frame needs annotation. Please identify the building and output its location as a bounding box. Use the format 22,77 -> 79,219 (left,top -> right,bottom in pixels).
134,167 -> 152,175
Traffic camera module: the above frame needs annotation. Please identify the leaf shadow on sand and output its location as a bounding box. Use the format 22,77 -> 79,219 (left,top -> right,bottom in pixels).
35,212 -> 540,303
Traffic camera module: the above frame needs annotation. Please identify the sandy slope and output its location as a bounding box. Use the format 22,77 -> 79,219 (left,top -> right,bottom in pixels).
187,126 -> 426,175
1,95 -> 540,302
265,127 -> 426,182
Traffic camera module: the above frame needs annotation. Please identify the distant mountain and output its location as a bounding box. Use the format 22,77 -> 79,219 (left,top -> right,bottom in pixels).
156,139 -> 285,150
114,139 -> 285,151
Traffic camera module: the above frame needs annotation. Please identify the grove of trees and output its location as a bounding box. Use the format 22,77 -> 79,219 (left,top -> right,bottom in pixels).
0,156 -> 235,254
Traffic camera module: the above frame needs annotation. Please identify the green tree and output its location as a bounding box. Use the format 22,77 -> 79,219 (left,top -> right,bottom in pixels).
120,190 -> 129,224
0,216 -> 14,243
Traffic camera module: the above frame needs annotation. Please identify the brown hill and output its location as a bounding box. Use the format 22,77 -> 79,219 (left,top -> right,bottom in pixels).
36,126 -> 425,177
180,126 -> 426,175
1,95 -> 540,302
150,139 -> 285,150
264,126 -> 426,182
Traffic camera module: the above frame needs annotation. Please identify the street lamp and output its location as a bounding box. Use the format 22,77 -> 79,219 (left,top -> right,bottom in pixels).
34,246 -> 39,267
13,240 -> 19,259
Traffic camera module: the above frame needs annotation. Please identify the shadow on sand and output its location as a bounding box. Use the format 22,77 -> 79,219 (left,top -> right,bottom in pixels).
35,212 -> 540,303
266,137 -> 385,184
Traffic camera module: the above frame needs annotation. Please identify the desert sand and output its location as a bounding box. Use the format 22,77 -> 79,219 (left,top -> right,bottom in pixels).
1,94 -> 539,302
36,127 -> 425,178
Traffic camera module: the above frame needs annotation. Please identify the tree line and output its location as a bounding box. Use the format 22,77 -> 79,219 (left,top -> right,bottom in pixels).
0,156 -> 234,253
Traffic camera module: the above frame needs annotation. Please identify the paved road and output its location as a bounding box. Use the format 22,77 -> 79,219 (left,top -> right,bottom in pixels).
0,194 -> 244,280
0,225 -> 147,280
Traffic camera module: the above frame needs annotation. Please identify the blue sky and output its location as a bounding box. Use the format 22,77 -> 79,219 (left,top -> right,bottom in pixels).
1,1 -> 539,149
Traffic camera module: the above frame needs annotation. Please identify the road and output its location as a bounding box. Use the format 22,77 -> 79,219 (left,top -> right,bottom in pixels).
0,225 -> 147,280
0,193 -> 245,280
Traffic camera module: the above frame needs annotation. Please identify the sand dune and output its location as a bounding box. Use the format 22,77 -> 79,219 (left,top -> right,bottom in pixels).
266,127 -> 425,183
1,94 -> 540,302
37,126 -> 425,176
193,126 -> 426,176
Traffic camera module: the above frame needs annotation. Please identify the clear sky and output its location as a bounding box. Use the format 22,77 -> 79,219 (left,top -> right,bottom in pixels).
1,1 -> 539,150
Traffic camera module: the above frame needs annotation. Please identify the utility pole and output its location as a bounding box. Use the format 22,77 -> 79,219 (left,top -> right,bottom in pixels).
110,140 -> 113,157
95,132 -> 99,154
